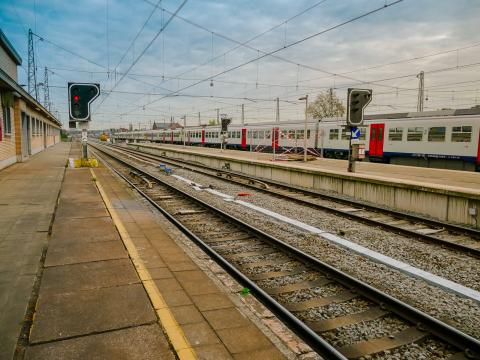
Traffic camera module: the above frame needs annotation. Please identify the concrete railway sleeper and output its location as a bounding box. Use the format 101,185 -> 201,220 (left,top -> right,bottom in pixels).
90,143 -> 480,360
103,142 -> 480,258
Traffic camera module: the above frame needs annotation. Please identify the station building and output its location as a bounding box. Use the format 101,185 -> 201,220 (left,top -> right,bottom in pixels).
0,29 -> 61,170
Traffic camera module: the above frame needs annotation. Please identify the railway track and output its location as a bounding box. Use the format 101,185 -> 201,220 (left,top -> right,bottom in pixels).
90,142 -> 480,360
106,142 -> 480,257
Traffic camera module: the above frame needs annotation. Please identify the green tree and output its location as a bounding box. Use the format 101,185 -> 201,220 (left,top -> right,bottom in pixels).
307,89 -> 345,120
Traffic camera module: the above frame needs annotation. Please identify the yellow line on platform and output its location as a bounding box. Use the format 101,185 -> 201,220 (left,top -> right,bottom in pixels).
91,169 -> 197,360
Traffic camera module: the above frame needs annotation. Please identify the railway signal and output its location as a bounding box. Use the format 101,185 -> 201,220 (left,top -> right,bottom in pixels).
67,82 -> 100,159
68,83 -> 100,122
347,88 -> 372,126
346,88 -> 372,173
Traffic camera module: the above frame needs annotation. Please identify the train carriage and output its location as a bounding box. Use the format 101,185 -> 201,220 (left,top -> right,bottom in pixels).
114,107 -> 480,171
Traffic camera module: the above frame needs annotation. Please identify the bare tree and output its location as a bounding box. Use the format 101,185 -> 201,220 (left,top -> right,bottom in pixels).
307,89 -> 345,157
307,88 -> 345,120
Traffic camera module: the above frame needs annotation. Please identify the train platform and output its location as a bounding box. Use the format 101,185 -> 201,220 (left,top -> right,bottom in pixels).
128,143 -> 480,192
126,142 -> 480,227
0,142 -> 297,359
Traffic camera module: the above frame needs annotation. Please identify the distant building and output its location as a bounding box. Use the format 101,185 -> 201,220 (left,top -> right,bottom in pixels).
0,29 -> 61,170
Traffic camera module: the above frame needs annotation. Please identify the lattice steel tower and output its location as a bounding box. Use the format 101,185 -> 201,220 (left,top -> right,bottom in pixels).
43,67 -> 50,111
28,29 -> 38,100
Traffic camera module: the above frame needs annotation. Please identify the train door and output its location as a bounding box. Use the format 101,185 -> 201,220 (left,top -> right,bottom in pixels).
170,132 -> 174,144
241,128 -> 247,149
271,127 -> 279,150
369,123 -> 385,157
476,129 -> 480,166
201,129 -> 205,146
162,131 -> 166,143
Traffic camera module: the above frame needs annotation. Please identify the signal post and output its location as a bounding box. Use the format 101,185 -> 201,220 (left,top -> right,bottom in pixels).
346,88 -> 372,173
68,82 -> 100,160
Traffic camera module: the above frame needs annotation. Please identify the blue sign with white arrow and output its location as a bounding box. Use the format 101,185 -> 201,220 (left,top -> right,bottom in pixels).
351,127 -> 361,139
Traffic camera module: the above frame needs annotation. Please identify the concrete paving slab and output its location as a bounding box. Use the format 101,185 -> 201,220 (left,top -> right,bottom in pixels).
182,322 -> 221,348
192,293 -> 234,312
202,308 -> 250,331
50,217 -> 120,244
25,324 -> 175,360
29,284 -> 156,344
44,240 -> 128,267
55,201 -> 108,219
169,305 -> 204,325
152,278 -> 182,292
162,289 -> 193,307
144,267 -> 172,279
217,325 -> 275,354
195,344 -> 234,360
232,347 -> 286,360
180,279 -> 221,296
40,259 -> 139,295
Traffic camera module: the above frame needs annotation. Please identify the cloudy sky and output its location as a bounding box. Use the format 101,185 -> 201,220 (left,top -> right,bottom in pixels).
1,0 -> 480,130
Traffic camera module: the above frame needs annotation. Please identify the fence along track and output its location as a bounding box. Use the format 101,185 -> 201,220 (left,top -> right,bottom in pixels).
91,143 -> 480,360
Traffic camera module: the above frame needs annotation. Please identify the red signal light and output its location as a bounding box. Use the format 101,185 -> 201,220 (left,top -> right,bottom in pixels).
73,95 -> 80,102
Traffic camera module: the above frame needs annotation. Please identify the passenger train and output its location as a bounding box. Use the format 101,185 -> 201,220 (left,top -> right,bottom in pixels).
114,108 -> 480,171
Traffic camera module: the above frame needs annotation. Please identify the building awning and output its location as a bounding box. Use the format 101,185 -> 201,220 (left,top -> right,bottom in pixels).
0,67 -> 62,127
0,29 -> 22,65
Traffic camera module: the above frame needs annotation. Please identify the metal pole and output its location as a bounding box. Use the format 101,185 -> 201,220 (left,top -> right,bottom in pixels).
417,71 -> 424,112
241,104 -> 245,125
347,126 -> 355,173
276,97 -> 280,123
272,128 -> 275,161
183,115 -> 186,147
303,95 -> 308,162
216,108 -> 220,125
79,122 -> 88,159
198,112 -> 201,126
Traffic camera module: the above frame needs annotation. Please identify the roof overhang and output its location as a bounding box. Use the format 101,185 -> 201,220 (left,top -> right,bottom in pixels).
0,67 -> 62,127
0,29 -> 22,65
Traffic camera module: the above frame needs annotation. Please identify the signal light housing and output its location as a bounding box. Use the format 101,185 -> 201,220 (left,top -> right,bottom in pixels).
346,88 -> 372,126
68,82 -> 100,122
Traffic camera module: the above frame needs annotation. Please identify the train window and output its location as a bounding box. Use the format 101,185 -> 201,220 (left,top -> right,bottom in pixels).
253,131 -> 258,139
297,130 -> 304,139
307,130 -> 311,139
359,127 -> 366,140
288,130 -> 295,139
388,127 -> 403,141
378,127 -> 383,141
266,131 -> 271,139
407,127 -> 423,141
428,127 -> 446,142
451,126 -> 472,142
341,129 -> 350,140
259,130 -> 265,139
329,129 -> 339,140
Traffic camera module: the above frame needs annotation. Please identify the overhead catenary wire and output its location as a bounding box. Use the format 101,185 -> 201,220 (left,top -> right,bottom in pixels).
94,0 -> 189,113
122,0 -> 404,116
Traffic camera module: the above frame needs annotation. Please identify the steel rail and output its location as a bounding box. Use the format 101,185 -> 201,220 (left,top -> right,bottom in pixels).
91,143 -> 480,359
107,143 -> 480,257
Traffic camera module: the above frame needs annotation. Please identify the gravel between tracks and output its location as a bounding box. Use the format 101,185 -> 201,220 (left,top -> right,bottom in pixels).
118,156 -> 480,340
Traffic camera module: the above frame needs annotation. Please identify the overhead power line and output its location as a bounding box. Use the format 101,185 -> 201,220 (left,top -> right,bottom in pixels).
138,0 -> 331,92
94,0 -> 188,112
112,0 -> 162,73
139,0 -> 403,100
123,0 -> 403,115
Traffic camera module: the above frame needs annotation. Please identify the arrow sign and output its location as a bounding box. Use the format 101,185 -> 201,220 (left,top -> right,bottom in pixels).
351,127 -> 361,140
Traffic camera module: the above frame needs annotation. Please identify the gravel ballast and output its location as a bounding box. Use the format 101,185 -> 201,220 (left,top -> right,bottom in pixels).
117,154 -> 480,341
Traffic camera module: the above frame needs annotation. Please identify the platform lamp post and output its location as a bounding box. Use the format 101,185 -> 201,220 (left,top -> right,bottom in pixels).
298,95 -> 308,162
182,115 -> 186,148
